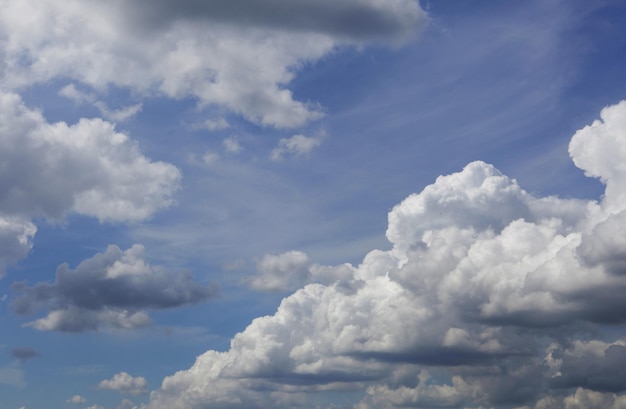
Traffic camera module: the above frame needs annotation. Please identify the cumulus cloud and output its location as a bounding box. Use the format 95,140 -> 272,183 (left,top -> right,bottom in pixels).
12,244 -> 216,332
271,135 -> 322,160
248,251 -> 310,292
10,347 -> 40,362
144,101 -> 626,408
0,217 -> 35,277
117,399 -> 138,409
99,372 -> 149,395
247,251 -> 357,292
0,0 -> 427,128
0,91 -> 180,222
66,395 -> 86,404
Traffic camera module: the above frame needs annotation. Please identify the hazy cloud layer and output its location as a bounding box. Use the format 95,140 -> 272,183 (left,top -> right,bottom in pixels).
146,102 -> 626,408
12,244 -> 216,332
0,0 -> 426,128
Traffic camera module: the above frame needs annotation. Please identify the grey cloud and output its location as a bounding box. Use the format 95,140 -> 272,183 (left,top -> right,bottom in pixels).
550,343 -> 626,393
0,1 -> 426,129
129,0 -> 425,42
10,346 -> 40,362
12,244 -> 217,332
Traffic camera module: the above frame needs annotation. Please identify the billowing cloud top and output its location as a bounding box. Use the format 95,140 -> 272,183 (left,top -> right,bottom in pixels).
145,102 -> 626,408
0,0 -> 427,128
0,92 -> 180,222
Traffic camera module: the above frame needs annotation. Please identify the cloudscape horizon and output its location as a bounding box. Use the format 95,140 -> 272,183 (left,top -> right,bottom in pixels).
2,1 -> 626,408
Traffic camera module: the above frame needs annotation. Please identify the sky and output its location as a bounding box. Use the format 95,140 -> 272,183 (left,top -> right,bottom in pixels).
2,0 -> 626,408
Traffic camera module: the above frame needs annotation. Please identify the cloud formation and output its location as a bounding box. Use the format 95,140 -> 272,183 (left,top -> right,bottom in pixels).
66,395 -> 86,404
0,92 -> 180,222
0,0 -> 426,128
133,0 -> 424,42
271,135 -> 322,160
0,217 -> 35,277
0,91 -> 178,276
12,244 -> 216,332
99,372 -> 149,396
145,101 -> 626,408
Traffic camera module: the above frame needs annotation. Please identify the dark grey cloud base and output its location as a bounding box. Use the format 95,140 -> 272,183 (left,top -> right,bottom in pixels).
132,0 -> 424,41
12,244 -> 217,332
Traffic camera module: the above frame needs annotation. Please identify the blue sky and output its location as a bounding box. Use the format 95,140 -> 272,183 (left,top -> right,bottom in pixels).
2,1 -> 626,408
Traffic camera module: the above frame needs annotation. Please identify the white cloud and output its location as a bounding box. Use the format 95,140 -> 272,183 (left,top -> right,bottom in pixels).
117,399 -> 138,409
67,395 -> 87,404
0,0 -> 427,129
271,135 -> 322,160
13,244 -> 217,332
99,372 -> 149,396
0,91 -> 180,223
223,136 -> 242,154
59,84 -> 142,122
144,101 -> 626,408
248,251 -> 310,292
0,217 -> 35,277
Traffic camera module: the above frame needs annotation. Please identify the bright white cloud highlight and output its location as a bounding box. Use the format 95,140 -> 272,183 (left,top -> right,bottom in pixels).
0,91 -> 180,223
99,372 -> 149,396
146,101 -> 626,408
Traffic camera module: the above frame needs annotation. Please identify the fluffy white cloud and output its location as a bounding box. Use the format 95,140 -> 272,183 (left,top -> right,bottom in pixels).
99,372 -> 149,396
247,251 -> 359,292
0,217 -> 35,277
0,91 -> 180,222
0,0 -> 426,128
144,101 -> 626,408
12,244 -> 216,332
66,395 -> 86,404
248,251 -> 310,291
271,135 -> 322,160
